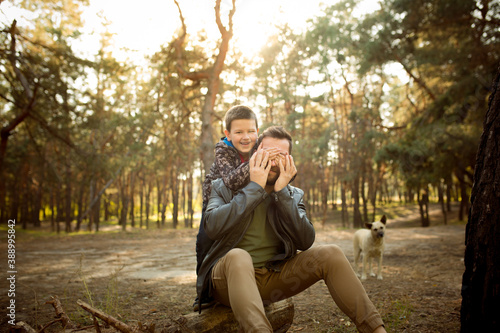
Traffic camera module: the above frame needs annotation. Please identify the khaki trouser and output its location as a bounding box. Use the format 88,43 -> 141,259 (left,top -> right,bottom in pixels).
211,245 -> 384,333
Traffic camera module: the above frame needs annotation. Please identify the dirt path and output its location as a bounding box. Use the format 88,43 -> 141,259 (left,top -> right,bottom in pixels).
1,213 -> 465,332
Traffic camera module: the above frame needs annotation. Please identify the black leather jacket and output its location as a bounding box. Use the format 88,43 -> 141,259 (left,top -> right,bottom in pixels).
196,178 -> 315,310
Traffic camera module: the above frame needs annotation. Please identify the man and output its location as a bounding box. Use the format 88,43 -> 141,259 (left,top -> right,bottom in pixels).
196,126 -> 386,333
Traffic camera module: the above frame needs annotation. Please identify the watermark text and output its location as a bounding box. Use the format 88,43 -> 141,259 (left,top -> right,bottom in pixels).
7,219 -> 16,325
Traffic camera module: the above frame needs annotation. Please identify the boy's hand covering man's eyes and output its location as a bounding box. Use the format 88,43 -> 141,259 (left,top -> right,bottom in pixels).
274,154 -> 297,192
262,147 -> 281,162
249,144 -> 271,189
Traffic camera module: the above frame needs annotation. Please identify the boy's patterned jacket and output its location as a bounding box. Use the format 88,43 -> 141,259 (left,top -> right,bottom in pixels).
202,138 -> 251,204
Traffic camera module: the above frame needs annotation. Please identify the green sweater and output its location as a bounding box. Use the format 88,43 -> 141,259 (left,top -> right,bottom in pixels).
236,196 -> 281,267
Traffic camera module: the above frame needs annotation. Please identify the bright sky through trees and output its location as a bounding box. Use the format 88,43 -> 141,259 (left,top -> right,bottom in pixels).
1,0 -> 380,63
79,0 -> 327,61
79,0 -> 380,62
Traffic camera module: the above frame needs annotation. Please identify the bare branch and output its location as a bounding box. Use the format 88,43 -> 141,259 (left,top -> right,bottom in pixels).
77,299 -> 135,333
175,66 -> 210,81
8,20 -> 34,101
45,296 -> 77,330
173,0 -> 186,40
213,0 -> 236,77
11,321 -> 37,333
1,20 -> 38,139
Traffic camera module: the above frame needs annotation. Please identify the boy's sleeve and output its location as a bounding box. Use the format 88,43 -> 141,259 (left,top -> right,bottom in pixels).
214,147 -> 250,192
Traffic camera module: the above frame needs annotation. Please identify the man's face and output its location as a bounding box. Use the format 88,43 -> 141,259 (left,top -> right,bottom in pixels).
261,137 -> 290,185
224,119 -> 258,159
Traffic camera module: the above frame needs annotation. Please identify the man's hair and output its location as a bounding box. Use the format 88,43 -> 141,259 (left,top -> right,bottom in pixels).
256,126 -> 293,154
225,105 -> 258,132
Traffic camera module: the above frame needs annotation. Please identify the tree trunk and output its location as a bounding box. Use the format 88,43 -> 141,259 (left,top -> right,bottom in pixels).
33,183 -> 42,227
76,180 -> 85,232
50,188 -> 55,232
461,68 -> 500,332
361,163 -> 369,223
173,0 -> 236,175
156,178 -> 162,228
418,189 -> 430,227
65,163 -> 72,233
88,179 -> 95,232
119,174 -> 129,231
171,171 -> 179,229
94,194 -> 101,232
455,168 -> 470,222
341,181 -> 348,228
187,171 -> 194,228
139,175 -> 144,228
55,185 -> 62,233
145,180 -> 151,229
129,171 -> 136,228
446,176 -> 452,212
352,175 -> 363,228
438,181 -> 447,225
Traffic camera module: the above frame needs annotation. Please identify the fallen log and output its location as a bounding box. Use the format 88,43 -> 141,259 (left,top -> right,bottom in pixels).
163,298 -> 294,333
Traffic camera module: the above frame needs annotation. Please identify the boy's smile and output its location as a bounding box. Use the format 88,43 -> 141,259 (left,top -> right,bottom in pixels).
225,119 -> 259,159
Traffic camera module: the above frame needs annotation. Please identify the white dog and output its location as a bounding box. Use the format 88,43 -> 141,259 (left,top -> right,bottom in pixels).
353,215 -> 387,280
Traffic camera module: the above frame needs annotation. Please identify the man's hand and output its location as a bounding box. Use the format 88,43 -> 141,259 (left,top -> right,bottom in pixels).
249,147 -> 271,189
274,154 -> 297,192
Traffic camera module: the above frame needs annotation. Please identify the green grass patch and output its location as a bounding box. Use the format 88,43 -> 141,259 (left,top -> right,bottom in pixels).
382,298 -> 413,331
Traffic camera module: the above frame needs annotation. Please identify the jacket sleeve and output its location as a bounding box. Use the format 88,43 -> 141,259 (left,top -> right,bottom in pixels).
214,146 -> 250,192
204,180 -> 267,240
273,186 -> 315,251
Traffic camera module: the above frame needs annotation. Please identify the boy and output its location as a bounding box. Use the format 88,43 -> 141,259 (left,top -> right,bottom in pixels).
195,105 -> 280,311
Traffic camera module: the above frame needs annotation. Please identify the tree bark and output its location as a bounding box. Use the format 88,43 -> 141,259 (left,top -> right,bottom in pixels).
461,68 -> 500,332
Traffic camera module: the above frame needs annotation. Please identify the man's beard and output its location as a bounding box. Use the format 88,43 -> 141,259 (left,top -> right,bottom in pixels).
266,169 -> 280,185
266,178 -> 278,185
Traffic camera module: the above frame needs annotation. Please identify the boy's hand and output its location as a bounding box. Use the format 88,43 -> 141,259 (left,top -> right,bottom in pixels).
262,147 -> 281,164
274,154 -> 297,192
250,148 -> 271,189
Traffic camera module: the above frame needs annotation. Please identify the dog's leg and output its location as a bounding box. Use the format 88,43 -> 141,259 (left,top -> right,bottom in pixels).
369,256 -> 376,277
361,254 -> 368,280
354,247 -> 361,278
377,254 -> 383,280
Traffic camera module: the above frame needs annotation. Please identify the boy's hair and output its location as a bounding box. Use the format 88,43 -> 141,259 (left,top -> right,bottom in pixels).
225,105 -> 259,132
256,126 -> 293,154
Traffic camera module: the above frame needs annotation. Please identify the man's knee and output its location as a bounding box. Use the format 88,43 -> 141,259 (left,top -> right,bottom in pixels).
315,244 -> 348,266
224,248 -> 254,269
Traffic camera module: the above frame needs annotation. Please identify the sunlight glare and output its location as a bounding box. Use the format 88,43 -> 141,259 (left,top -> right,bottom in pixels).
79,0 -> 330,63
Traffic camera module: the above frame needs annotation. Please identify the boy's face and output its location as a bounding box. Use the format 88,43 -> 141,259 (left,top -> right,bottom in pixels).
224,119 -> 258,158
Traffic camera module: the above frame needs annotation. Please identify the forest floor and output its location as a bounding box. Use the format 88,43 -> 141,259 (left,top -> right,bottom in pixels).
1,203 -> 465,332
